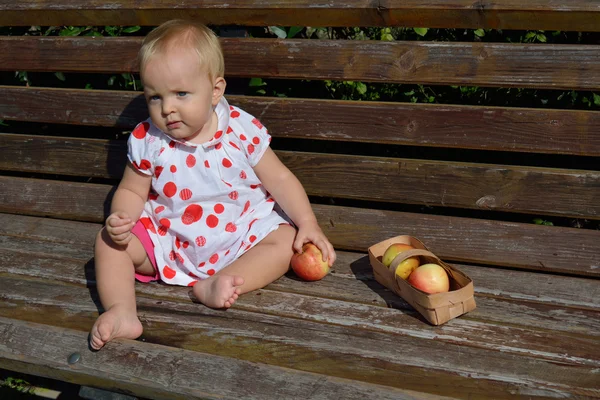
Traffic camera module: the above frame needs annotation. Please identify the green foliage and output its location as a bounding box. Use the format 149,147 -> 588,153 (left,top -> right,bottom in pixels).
248,26 -> 599,110
1,377 -> 34,394
533,218 -> 554,226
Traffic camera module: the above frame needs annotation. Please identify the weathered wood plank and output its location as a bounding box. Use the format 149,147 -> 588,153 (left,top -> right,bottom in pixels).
0,213 -> 100,246
2,226 -> 600,337
1,179 -> 599,276
0,316 -> 447,400
2,212 -> 599,312
0,0 -> 598,31
0,177 -> 110,222
2,37 -> 599,89
3,135 -> 598,218
317,205 -> 600,277
3,88 -> 600,156
1,277 -> 599,399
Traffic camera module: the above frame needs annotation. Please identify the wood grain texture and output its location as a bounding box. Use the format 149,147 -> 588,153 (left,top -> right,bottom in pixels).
1,179 -> 599,276
0,0 -> 598,31
0,271 -> 597,398
1,214 -> 598,398
2,37 -> 599,89
0,316 -> 441,400
2,87 -> 600,156
2,134 -> 599,219
1,212 -> 599,316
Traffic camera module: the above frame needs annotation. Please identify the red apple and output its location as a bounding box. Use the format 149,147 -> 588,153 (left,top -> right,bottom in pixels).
291,243 -> 330,281
407,263 -> 450,294
381,243 -> 420,279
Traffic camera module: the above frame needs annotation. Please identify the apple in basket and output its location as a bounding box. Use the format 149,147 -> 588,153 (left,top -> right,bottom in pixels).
408,263 -> 450,294
291,243 -> 330,281
381,243 -> 420,280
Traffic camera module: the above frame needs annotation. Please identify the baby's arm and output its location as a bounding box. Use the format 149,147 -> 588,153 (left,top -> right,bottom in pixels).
253,148 -> 336,266
106,163 -> 152,245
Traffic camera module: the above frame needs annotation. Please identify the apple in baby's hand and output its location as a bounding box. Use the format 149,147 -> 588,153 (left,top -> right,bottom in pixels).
381,243 -> 420,280
291,243 -> 330,281
407,263 -> 450,294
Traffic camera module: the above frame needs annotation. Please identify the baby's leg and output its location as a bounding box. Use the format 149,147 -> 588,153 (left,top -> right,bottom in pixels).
90,228 -> 154,350
192,224 -> 296,308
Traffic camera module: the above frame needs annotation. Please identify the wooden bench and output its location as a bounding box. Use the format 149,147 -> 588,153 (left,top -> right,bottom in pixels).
1,2 -> 599,399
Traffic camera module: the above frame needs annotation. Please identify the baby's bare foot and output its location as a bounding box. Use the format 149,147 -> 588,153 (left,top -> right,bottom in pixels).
89,304 -> 143,350
192,275 -> 244,309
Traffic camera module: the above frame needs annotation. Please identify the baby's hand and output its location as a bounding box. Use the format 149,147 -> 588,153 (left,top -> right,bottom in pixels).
293,221 -> 336,266
106,211 -> 135,246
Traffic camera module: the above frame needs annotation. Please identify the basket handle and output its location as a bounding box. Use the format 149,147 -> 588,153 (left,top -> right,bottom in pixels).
389,248 -> 442,276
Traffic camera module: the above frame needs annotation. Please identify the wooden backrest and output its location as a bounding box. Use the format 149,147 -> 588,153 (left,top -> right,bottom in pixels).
1,2 -> 599,278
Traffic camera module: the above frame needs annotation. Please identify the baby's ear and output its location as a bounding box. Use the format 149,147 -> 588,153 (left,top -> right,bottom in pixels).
212,77 -> 226,106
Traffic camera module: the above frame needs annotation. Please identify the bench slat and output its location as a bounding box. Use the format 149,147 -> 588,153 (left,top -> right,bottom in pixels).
0,316 -> 435,400
1,0 -> 599,31
2,37 -> 599,90
3,89 -> 600,157
1,178 -> 598,276
2,213 -> 599,315
0,276 -> 598,398
2,135 -> 598,219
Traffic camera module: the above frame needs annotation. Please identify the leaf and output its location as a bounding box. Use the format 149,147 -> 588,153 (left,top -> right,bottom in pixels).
474,29 -> 485,37
593,93 -> 600,106
287,26 -> 303,38
269,26 -> 287,39
54,72 -> 66,81
355,82 -> 367,95
59,26 -> 84,36
107,76 -> 116,86
413,28 -> 428,37
249,78 -> 266,87
105,26 -> 119,37
123,26 -> 141,33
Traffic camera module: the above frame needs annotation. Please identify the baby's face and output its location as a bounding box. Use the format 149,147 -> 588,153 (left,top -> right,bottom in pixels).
142,47 -> 219,144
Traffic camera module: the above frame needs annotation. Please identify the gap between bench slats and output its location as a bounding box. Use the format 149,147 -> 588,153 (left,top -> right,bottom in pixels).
2,134 -> 599,219
0,178 -> 598,276
1,0 -> 599,31
1,37 -> 599,90
0,275 -> 598,398
2,88 -> 600,157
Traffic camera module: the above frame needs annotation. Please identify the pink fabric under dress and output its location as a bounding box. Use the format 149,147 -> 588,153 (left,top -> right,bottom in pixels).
128,96 -> 290,287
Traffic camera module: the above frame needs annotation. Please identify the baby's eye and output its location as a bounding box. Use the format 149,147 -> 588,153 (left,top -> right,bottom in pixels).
176,92 -> 188,97
148,95 -> 160,102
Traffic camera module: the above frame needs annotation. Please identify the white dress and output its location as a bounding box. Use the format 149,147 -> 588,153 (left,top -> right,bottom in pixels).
128,96 -> 290,286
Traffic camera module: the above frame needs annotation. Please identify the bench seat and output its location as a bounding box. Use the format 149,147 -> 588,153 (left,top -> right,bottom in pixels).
1,213 -> 599,398
0,1 -> 599,398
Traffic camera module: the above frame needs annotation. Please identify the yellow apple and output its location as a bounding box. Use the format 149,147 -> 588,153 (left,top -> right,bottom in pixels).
381,243 -> 420,280
407,263 -> 450,294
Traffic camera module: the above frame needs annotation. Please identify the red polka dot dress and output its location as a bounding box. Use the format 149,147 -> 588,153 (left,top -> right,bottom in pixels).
128,97 -> 290,286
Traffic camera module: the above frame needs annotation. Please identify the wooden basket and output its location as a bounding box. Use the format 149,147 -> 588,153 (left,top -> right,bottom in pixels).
368,235 -> 476,325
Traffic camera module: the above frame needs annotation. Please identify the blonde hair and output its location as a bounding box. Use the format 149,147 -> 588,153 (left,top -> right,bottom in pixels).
139,20 -> 224,81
